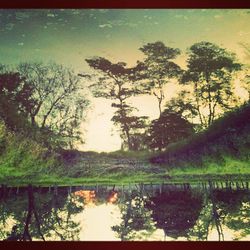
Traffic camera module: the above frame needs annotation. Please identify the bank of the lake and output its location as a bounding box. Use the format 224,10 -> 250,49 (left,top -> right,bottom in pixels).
1,150 -> 250,187
1,102 -> 250,186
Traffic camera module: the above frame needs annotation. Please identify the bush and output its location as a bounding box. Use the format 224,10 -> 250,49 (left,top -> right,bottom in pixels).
0,121 -> 59,183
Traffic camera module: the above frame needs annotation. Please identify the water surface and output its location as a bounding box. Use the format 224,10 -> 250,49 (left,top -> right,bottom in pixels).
0,182 -> 249,241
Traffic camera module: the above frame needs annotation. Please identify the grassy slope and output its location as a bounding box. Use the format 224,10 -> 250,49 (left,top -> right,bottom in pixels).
151,101 -> 250,180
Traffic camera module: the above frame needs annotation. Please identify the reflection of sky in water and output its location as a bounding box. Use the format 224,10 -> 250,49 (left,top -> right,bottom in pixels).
76,203 -> 121,241
70,189 -> 250,241
71,199 -> 250,241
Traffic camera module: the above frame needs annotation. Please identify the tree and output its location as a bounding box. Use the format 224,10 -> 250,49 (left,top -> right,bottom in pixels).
0,69 -> 36,131
181,41 -> 241,128
85,57 -> 148,150
239,43 -> 250,100
147,109 -> 194,151
164,89 -> 201,130
17,62 -> 89,148
136,41 -> 182,116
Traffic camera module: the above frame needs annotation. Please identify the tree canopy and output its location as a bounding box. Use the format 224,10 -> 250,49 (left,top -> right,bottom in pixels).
147,109 -> 194,151
181,41 -> 241,127
136,41 -> 182,116
17,62 -> 90,148
85,57 -> 148,150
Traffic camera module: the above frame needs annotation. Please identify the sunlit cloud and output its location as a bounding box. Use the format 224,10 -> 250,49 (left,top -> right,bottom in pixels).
214,15 -> 223,19
99,23 -> 113,28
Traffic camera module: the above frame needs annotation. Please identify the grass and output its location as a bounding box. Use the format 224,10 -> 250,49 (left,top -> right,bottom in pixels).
3,155 -> 250,187
168,155 -> 250,183
170,157 -> 249,175
3,172 -> 170,187
1,131 -> 250,186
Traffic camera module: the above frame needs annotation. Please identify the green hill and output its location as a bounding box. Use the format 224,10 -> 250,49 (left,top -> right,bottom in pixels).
150,101 -> 250,177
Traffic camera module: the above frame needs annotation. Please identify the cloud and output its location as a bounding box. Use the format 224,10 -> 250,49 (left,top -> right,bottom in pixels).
5,23 -> 15,31
99,23 -> 113,28
238,31 -> 250,37
98,9 -> 109,13
144,15 -> 152,20
15,11 -> 30,20
174,14 -> 189,20
71,10 -> 81,15
47,13 -> 56,18
214,15 -> 223,19
99,19 -> 138,29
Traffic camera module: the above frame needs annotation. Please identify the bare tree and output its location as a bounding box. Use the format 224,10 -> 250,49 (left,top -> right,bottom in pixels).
17,62 -> 89,148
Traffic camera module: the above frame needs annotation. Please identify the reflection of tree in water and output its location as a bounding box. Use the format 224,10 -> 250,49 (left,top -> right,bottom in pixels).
1,184 -> 250,241
188,187 -> 224,241
32,187 -> 84,240
188,185 -> 250,241
112,190 -> 156,241
1,186 -> 84,241
147,188 -> 203,239
0,191 -> 28,240
213,188 -> 250,240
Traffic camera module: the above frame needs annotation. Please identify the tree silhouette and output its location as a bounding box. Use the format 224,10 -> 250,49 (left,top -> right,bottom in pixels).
0,69 -> 36,131
147,109 -> 194,151
164,90 -> 201,130
136,41 -> 182,116
147,188 -> 203,239
85,57 -> 148,150
1,187 -> 84,241
181,41 -> 241,128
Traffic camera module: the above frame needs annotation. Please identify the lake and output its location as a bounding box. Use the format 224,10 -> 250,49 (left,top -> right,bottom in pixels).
0,181 -> 249,241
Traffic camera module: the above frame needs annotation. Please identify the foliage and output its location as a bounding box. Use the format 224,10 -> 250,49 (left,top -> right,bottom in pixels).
17,62 -> 90,148
85,57 -> 148,150
181,41 -> 241,128
147,109 -> 194,151
164,90 -> 198,122
136,41 -> 182,116
0,120 -> 59,184
151,101 -> 250,167
0,70 -> 35,132
239,43 -> 250,100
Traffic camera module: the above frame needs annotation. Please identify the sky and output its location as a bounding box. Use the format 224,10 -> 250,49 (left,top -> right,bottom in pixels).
0,9 -> 249,152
